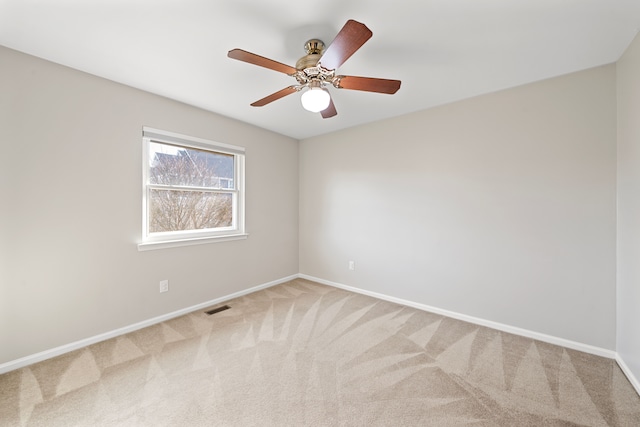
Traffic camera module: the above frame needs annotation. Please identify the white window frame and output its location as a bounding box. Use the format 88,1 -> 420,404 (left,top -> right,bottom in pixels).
137,127 -> 247,251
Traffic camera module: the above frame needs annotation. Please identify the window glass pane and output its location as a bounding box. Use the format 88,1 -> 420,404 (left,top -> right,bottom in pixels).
149,141 -> 234,188
149,189 -> 233,233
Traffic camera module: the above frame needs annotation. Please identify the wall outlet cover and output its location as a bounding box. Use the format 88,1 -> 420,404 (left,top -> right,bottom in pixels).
159,280 -> 169,293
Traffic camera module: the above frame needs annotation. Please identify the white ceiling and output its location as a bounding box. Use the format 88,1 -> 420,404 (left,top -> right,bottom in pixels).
1,0 -> 639,140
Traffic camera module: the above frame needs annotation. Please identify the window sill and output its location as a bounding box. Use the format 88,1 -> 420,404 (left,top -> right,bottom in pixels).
137,233 -> 248,251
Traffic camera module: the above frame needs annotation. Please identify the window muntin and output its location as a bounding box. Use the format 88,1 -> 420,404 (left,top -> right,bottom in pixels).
140,128 -> 245,247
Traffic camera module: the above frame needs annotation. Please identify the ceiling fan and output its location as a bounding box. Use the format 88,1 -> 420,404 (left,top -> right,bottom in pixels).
227,19 -> 401,118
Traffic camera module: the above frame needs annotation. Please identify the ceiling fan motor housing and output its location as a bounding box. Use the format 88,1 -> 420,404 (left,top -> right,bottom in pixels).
296,39 -> 325,70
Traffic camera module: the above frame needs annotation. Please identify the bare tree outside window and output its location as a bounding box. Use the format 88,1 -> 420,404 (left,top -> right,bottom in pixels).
148,142 -> 235,233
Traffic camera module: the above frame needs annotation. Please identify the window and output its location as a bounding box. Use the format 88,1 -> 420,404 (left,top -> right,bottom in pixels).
138,127 -> 246,250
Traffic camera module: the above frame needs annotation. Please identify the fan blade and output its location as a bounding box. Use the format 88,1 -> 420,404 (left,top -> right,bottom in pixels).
251,86 -> 298,107
319,20 -> 372,70
321,97 -> 337,119
228,49 -> 297,75
336,76 -> 401,94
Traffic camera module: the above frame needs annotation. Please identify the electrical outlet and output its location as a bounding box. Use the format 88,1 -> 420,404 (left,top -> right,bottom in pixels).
349,261 -> 355,271
159,280 -> 169,293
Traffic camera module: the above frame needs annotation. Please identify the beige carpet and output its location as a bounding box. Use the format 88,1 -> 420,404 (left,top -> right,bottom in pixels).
1,278 -> 639,426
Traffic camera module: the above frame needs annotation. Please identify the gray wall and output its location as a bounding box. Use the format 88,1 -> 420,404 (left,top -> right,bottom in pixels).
299,65 -> 617,350
0,46 -> 299,364
617,33 -> 640,385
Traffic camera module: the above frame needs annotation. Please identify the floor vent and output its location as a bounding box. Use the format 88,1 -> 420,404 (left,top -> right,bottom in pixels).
205,305 -> 231,315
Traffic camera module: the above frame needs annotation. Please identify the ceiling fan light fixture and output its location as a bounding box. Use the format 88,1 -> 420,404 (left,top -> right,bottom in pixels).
301,87 -> 330,112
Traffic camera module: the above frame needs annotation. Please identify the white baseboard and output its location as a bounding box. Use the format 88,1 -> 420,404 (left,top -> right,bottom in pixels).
298,274 -> 617,360
0,274 -> 297,375
616,354 -> 640,396
4,272 -> 637,395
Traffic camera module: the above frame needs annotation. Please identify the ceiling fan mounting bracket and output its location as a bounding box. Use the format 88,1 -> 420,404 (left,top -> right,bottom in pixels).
304,39 -> 325,55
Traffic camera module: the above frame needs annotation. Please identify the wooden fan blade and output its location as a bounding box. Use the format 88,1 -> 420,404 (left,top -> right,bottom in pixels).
319,20 -> 372,70
251,86 -> 298,107
321,97 -> 337,119
337,76 -> 401,94
228,49 -> 297,75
